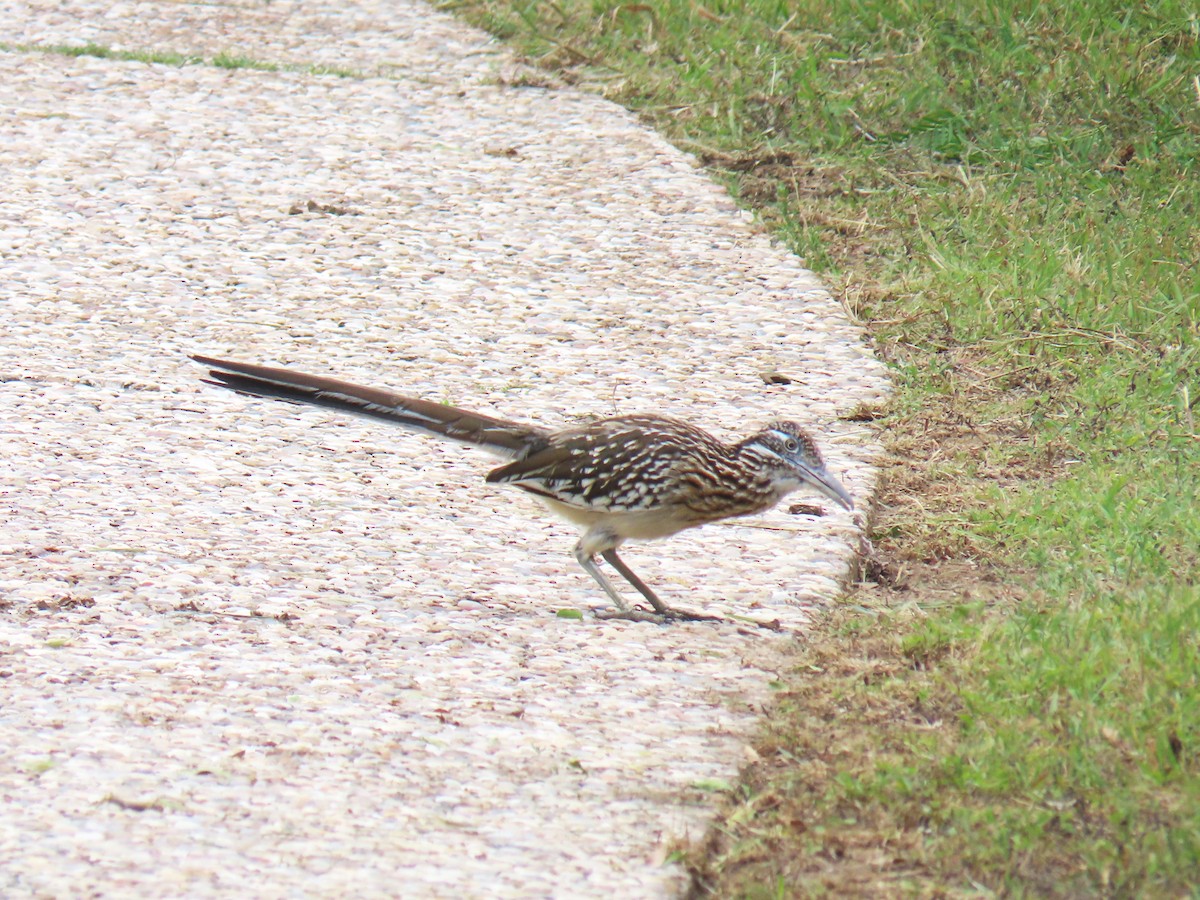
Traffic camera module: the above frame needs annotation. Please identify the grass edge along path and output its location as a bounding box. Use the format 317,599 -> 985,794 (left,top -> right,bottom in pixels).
442,2 -> 1200,896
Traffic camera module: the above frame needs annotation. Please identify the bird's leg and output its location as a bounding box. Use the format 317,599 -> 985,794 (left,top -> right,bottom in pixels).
601,549 -> 725,623
571,546 -> 723,624
598,549 -> 669,614
572,545 -> 633,613
591,549 -> 782,630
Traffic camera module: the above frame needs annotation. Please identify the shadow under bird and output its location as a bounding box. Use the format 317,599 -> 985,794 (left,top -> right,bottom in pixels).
191,355 -> 854,624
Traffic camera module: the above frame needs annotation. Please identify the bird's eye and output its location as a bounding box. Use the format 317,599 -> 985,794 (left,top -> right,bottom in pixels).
785,439 -> 798,453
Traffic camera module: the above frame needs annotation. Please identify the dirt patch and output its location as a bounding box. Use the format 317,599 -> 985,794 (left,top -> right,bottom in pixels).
679,320 -> 1042,896
683,542 -> 1026,896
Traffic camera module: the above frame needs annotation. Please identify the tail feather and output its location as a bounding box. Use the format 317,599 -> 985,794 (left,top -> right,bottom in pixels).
191,355 -> 546,459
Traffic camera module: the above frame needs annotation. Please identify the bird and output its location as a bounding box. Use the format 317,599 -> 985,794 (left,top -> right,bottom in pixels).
191,355 -> 854,624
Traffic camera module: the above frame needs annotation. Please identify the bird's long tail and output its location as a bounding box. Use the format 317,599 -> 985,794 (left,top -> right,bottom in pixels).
191,355 -> 547,459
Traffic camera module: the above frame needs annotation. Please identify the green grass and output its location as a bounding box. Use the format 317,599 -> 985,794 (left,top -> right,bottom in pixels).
446,0 -> 1200,894
7,5 -> 1197,891
0,40 -> 203,66
0,41 -> 361,78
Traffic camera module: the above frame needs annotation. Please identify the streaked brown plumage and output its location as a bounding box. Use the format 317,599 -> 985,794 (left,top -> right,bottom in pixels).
192,355 -> 854,623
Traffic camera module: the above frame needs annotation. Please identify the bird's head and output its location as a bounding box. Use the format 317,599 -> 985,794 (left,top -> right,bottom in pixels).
740,421 -> 854,511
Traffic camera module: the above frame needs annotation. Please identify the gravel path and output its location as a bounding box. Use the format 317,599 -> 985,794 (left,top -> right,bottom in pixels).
1,2 -> 888,896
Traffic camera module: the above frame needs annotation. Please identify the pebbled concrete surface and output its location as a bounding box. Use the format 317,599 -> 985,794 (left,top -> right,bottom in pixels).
0,2 -> 888,896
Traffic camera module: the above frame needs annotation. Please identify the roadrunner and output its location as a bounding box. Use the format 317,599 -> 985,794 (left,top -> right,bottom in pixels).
192,355 -> 854,623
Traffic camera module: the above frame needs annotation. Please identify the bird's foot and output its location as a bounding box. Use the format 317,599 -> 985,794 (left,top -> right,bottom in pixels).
595,605 -> 779,628
595,606 -> 722,624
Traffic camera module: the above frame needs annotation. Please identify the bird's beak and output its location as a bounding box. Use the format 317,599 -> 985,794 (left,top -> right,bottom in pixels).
806,466 -> 855,511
